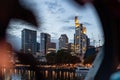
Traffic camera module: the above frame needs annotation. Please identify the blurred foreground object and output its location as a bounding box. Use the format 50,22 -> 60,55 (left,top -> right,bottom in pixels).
74,0 -> 120,80
0,0 -> 39,79
110,71 -> 120,80
0,41 -> 14,79
0,0 -> 38,40
0,41 -> 14,68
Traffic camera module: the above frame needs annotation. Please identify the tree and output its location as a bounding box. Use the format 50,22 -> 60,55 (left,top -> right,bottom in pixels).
71,56 -> 81,63
46,49 -> 81,65
46,52 -> 56,64
84,51 -> 97,65
56,49 -> 80,64
56,50 -> 71,64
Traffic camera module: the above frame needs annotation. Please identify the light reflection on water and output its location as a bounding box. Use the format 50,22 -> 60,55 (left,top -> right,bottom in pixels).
1,68 -> 87,80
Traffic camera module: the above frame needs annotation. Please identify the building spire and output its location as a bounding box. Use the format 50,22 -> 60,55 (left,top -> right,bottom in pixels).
75,16 -> 80,27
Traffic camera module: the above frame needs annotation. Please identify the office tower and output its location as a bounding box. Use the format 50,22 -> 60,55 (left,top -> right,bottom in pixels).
22,29 -> 37,54
68,43 -> 75,56
48,42 -> 56,53
74,16 -> 88,62
40,33 -> 51,55
87,38 -> 90,48
59,34 -> 68,50
37,42 -> 40,52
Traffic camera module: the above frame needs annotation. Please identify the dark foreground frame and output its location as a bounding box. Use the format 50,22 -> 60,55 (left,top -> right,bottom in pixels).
74,0 -> 120,80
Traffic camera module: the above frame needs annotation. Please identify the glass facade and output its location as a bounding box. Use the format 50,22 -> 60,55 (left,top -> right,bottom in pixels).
40,33 -> 51,55
22,29 -> 37,54
59,34 -> 68,50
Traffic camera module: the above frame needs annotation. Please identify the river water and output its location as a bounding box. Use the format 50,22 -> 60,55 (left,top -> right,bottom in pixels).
2,69 -> 87,80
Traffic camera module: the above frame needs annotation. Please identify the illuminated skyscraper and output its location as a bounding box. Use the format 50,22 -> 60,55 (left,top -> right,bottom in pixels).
68,43 -> 75,56
59,34 -> 68,50
74,16 -> 88,62
40,33 -> 51,55
22,29 -> 37,54
75,16 -> 80,27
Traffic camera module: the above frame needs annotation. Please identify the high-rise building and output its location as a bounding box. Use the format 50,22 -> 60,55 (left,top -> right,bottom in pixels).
22,29 -> 37,54
74,16 -> 88,62
40,33 -> 51,55
68,43 -> 75,56
59,34 -> 68,50
36,42 -> 40,52
48,42 -> 56,53
87,37 -> 90,48
68,43 -> 74,51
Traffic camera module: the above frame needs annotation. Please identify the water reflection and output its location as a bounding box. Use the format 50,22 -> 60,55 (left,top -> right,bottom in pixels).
41,70 -> 76,80
1,68 -> 87,80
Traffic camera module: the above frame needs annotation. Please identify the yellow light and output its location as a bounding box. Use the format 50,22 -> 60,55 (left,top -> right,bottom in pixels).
76,36 -> 79,38
75,16 -> 80,27
82,27 -> 86,34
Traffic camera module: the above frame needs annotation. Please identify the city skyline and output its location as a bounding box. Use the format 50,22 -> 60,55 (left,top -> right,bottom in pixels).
21,24 -> 97,63
7,0 -> 104,51
20,24 -> 93,53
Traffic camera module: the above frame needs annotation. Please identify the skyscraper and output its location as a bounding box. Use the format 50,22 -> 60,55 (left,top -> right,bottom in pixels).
74,16 -> 88,62
48,42 -> 56,53
59,34 -> 68,50
68,43 -> 75,56
40,33 -> 51,55
22,29 -> 37,54
36,42 -> 40,52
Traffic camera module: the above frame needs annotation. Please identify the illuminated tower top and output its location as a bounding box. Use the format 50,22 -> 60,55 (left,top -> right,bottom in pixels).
75,16 -> 80,27
82,27 -> 86,34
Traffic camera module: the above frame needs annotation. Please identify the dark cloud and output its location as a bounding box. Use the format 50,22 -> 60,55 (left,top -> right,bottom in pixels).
51,32 -> 59,39
7,25 -> 21,30
51,32 -> 58,36
44,1 -> 65,14
82,22 -> 92,26
40,27 -> 47,31
20,0 -> 37,9
57,8 -> 66,13
68,15 -> 83,20
68,16 -> 75,20
60,26 -> 75,31
60,15 -> 83,23
6,34 -> 21,51
63,20 -> 70,23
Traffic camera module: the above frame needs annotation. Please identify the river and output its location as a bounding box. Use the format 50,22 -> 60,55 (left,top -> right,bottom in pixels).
1,69 -> 87,80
